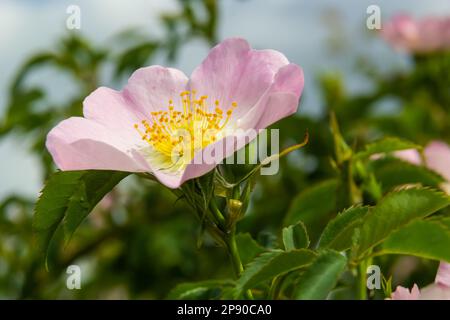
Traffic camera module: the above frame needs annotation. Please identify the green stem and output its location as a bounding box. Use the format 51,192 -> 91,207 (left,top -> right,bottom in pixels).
268,275 -> 284,300
232,185 -> 240,200
226,228 -> 254,300
209,198 -> 226,229
357,260 -> 368,300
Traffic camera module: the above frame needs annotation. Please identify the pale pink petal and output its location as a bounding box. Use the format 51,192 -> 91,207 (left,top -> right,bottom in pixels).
46,117 -> 150,172
419,284 -> 450,300
419,18 -> 445,52
382,15 -> 450,53
189,38 -> 291,117
83,87 -> 143,142
394,149 -> 422,165
382,14 -> 419,52
435,262 -> 450,288
238,64 -> 304,130
123,65 -> 189,115
443,18 -> 450,49
410,284 -> 421,299
419,262 -> 450,300
424,141 -> 450,182
151,169 -> 189,189
391,284 -> 420,300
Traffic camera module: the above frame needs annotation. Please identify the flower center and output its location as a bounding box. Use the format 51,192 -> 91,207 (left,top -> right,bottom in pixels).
134,90 -> 237,167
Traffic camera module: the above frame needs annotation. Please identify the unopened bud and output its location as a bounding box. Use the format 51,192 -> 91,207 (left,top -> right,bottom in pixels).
227,199 -> 243,224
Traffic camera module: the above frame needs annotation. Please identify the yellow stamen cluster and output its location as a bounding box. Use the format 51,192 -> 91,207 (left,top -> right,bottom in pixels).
134,90 -> 237,164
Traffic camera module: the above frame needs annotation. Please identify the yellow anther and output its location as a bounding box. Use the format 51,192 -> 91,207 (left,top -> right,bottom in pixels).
134,91 -> 236,162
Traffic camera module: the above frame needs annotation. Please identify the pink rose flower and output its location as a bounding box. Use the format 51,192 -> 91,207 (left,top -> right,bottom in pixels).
423,141 -> 450,182
391,284 -> 420,300
394,140 -> 450,182
391,262 -> 450,300
390,142 -> 450,300
381,14 -> 450,53
46,38 -> 304,188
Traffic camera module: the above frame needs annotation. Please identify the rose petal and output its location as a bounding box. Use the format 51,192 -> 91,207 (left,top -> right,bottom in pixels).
123,65 -> 189,115
391,284 -> 420,300
394,149 -> 422,165
189,38 -> 290,117
435,262 -> 450,288
46,117 -> 149,172
174,129 -> 259,188
83,86 -> 143,142
425,141 -> 450,181
238,63 -> 304,129
419,283 -> 450,300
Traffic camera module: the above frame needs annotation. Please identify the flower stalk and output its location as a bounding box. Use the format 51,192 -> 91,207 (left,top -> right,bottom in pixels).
209,198 -> 226,229
225,226 -> 254,300
357,259 -> 368,300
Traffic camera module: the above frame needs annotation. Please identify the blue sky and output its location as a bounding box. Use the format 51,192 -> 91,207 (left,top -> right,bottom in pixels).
1,0 -> 450,199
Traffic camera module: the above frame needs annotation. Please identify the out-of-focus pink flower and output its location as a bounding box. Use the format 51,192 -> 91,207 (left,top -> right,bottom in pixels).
391,284 -> 420,300
423,141 -> 450,182
434,262 -> 450,288
393,140 -> 450,183
389,143 -> 450,300
393,148 -> 422,165
98,192 -> 115,211
420,263 -> 450,300
381,14 -> 450,53
46,38 -> 304,188
391,262 -> 450,300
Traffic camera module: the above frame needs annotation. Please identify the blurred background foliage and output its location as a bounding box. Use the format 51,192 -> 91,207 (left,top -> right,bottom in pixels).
0,0 -> 449,299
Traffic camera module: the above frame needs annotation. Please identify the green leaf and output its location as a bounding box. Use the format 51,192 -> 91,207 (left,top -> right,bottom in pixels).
319,206 -> 369,251
236,233 -> 266,265
378,217 -> 450,262
33,170 -> 129,260
382,275 -> 393,298
293,250 -> 347,300
352,188 -> 450,260
11,53 -> 60,93
115,42 -> 159,78
355,137 -> 420,159
167,279 -> 234,300
284,179 -> 338,243
283,221 -> 310,250
372,158 -> 445,192
330,112 -> 352,164
62,171 -> 129,242
234,249 -> 316,298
